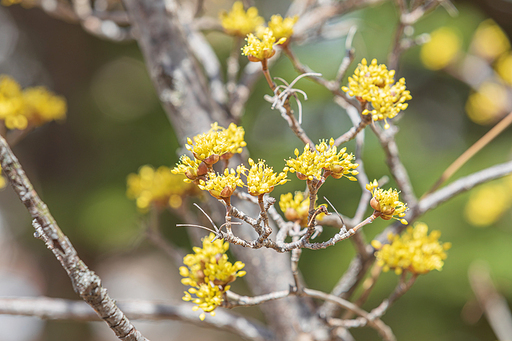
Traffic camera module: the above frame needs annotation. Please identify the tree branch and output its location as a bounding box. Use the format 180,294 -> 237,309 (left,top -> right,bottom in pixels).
0,135 -> 148,341
0,297 -> 275,341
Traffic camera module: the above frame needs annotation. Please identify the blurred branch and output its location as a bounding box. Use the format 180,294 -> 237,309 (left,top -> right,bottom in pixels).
30,0 -> 133,41
0,135 -> 148,341
469,262 -> 512,341
0,297 -> 275,341
424,111 -> 512,197
371,124 -> 418,207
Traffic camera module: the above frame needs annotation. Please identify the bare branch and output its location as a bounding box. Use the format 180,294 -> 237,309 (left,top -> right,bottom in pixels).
0,135 -> 148,341
469,262 -> 512,341
0,297 -> 275,341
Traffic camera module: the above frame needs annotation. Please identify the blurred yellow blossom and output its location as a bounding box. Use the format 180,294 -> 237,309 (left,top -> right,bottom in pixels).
268,15 -> 298,43
421,27 -> 462,70
342,59 -> 411,129
198,165 -> 247,200
126,165 -> 198,212
1,0 -> 22,6
0,75 -> 66,130
286,139 -> 358,181
366,180 -> 408,224
465,81 -> 508,125
472,19 -> 510,60
246,158 -> 288,196
0,166 -> 5,189
464,178 -> 512,226
180,233 -> 246,320
279,191 -> 310,227
220,1 -> 264,37
495,53 -> 512,86
242,27 -> 286,62
372,222 -> 451,275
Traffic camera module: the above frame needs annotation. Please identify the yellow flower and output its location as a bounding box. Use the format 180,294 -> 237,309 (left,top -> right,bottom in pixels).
180,233 -> 246,320
171,155 -> 205,182
198,165 -> 247,200
268,15 -> 298,42
372,222 -> 451,275
495,53 -> 512,86
366,180 -> 408,224
465,81 -> 508,125
0,75 -> 66,130
472,19 -> 510,60
22,87 -> 67,126
220,1 -> 264,37
127,165 -> 198,212
464,178 -> 512,227
246,158 -> 288,196
420,27 -> 462,70
279,191 -> 310,227
342,59 -> 411,129
286,139 -> 358,181
316,138 -> 359,180
185,123 -> 247,164
242,27 -> 286,62
210,122 -> 247,159
286,143 -> 324,181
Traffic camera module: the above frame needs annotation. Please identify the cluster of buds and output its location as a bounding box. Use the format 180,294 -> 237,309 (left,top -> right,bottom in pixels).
286,139 -> 359,182
0,75 -> 66,130
342,59 -> 411,129
180,233 -> 246,320
372,223 -> 451,275
366,180 -> 408,224
220,1 -> 297,63
172,123 -> 246,185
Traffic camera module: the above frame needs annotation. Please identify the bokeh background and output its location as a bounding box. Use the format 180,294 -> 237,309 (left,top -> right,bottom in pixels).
0,0 -> 512,340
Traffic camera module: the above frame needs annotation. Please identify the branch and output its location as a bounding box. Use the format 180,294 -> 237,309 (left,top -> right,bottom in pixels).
469,262 -> 512,341
0,135 -> 148,341
0,297 -> 275,341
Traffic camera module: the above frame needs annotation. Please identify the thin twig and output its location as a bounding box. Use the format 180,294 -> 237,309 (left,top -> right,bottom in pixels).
424,111 -> 512,197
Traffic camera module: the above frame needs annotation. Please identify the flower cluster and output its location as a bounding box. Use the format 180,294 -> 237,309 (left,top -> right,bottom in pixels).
342,59 -> 411,129
267,14 -> 298,43
172,123 -> 246,183
242,27 -> 286,62
465,81 -> 508,125
372,222 -> 451,275
0,166 -> 5,189
366,180 -> 408,224
420,27 -> 462,70
0,75 -> 66,130
180,233 -> 246,320
463,20 -> 512,125
220,3 -> 297,63
246,158 -> 288,196
472,19 -> 510,61
126,165 -> 198,212
464,176 -> 512,227
279,191 -> 310,227
286,139 -> 359,181
220,1 -> 264,37
198,165 -> 247,200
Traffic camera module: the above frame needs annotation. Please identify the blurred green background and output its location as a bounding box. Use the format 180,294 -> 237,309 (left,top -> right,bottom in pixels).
1,0 -> 512,340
